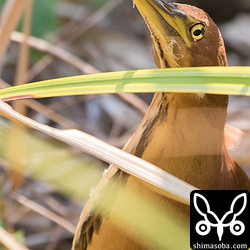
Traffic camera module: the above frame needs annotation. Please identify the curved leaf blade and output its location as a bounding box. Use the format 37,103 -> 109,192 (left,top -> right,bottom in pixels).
0,67 -> 250,101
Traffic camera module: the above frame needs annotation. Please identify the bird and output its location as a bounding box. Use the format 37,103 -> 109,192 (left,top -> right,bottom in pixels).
72,1 -> 250,249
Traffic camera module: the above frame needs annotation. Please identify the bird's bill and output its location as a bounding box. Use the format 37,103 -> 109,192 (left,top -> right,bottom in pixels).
133,0 -> 197,68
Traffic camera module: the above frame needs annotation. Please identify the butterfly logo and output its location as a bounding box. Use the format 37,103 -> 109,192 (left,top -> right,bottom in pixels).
193,193 -> 247,241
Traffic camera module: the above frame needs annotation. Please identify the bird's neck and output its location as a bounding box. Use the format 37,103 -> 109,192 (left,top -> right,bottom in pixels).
130,92 -> 229,189
153,92 -> 228,156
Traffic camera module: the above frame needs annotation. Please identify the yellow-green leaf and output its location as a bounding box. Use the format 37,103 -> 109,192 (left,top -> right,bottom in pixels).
0,67 -> 250,101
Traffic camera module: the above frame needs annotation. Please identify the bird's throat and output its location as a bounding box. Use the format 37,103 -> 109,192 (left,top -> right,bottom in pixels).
130,92 -> 229,189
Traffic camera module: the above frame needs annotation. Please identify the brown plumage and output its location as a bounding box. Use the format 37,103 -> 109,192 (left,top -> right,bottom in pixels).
72,1 -> 250,249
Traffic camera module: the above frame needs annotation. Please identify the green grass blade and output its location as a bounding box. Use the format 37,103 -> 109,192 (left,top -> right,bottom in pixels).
0,67 -> 250,101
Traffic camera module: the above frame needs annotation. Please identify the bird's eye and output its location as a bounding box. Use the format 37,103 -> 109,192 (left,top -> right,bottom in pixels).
190,23 -> 205,41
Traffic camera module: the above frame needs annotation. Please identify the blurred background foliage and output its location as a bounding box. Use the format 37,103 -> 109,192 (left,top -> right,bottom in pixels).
0,0 -> 250,249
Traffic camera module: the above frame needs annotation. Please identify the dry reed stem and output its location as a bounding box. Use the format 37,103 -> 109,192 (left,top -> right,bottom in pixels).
0,227 -> 30,250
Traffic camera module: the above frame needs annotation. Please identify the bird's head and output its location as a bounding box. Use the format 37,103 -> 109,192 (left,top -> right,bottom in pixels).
134,0 -> 228,68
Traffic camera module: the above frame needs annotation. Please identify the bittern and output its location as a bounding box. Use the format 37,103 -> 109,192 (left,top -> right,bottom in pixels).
72,1 -> 250,249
